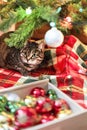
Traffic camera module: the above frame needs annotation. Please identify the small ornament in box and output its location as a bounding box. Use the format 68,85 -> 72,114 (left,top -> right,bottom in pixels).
0,79 -> 85,130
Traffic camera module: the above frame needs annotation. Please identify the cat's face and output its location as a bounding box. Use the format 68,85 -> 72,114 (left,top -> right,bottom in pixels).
20,40 -> 44,70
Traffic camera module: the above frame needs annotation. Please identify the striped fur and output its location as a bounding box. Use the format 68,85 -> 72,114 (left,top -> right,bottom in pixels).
0,32 -> 44,76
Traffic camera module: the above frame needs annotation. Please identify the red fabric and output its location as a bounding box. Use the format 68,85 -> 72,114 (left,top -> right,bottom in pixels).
33,35 -> 87,108
0,68 -> 21,88
0,35 -> 87,109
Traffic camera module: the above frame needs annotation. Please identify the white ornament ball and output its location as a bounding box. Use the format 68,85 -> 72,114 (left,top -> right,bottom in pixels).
44,27 -> 64,48
4,93 -> 20,102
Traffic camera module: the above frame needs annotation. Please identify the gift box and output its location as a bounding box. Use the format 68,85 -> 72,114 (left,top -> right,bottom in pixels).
0,79 -> 87,130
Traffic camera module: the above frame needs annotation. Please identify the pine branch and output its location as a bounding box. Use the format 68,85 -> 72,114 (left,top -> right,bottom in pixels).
68,2 -> 87,24
0,7 -> 27,31
0,0 -> 37,18
5,6 -> 58,48
16,0 -> 37,9
1,0 -> 87,49
35,0 -> 75,8
0,0 -> 16,18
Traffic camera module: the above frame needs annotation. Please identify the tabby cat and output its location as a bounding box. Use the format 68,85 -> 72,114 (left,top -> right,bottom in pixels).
0,32 -> 44,76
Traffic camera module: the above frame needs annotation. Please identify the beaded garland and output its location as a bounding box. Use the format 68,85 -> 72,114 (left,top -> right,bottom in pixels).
0,87 -> 72,129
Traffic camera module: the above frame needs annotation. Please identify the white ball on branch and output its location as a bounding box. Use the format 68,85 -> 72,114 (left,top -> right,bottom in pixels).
44,27 -> 64,48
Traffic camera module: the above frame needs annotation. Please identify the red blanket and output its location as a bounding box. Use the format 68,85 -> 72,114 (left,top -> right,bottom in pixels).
0,35 -> 87,108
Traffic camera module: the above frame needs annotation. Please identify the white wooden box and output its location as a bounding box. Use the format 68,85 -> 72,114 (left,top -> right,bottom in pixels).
0,79 -> 87,130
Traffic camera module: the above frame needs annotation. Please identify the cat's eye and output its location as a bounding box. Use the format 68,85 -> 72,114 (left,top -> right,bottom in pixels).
31,53 -> 37,59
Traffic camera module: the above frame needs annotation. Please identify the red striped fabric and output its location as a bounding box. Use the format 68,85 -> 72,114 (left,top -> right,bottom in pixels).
0,35 -> 87,108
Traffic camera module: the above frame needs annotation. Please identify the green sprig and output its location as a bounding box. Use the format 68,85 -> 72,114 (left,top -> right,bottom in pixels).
5,6 -> 58,48
0,7 -> 27,31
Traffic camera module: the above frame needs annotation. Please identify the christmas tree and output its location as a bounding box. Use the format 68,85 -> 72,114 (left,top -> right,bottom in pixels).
0,0 -> 87,48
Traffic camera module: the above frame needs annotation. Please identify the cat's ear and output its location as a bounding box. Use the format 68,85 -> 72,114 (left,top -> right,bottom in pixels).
25,39 -> 36,46
38,40 -> 45,52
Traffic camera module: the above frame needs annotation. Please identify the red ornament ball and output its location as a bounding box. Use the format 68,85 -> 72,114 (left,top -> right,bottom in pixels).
40,113 -> 55,124
36,97 -> 53,113
14,106 -> 38,128
30,87 -> 46,97
53,99 -> 69,113
13,126 -> 20,130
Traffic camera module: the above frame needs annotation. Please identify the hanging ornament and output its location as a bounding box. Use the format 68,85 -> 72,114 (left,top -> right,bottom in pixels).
44,27 -> 64,48
60,16 -> 73,30
79,8 -> 83,13
26,7 -> 32,15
